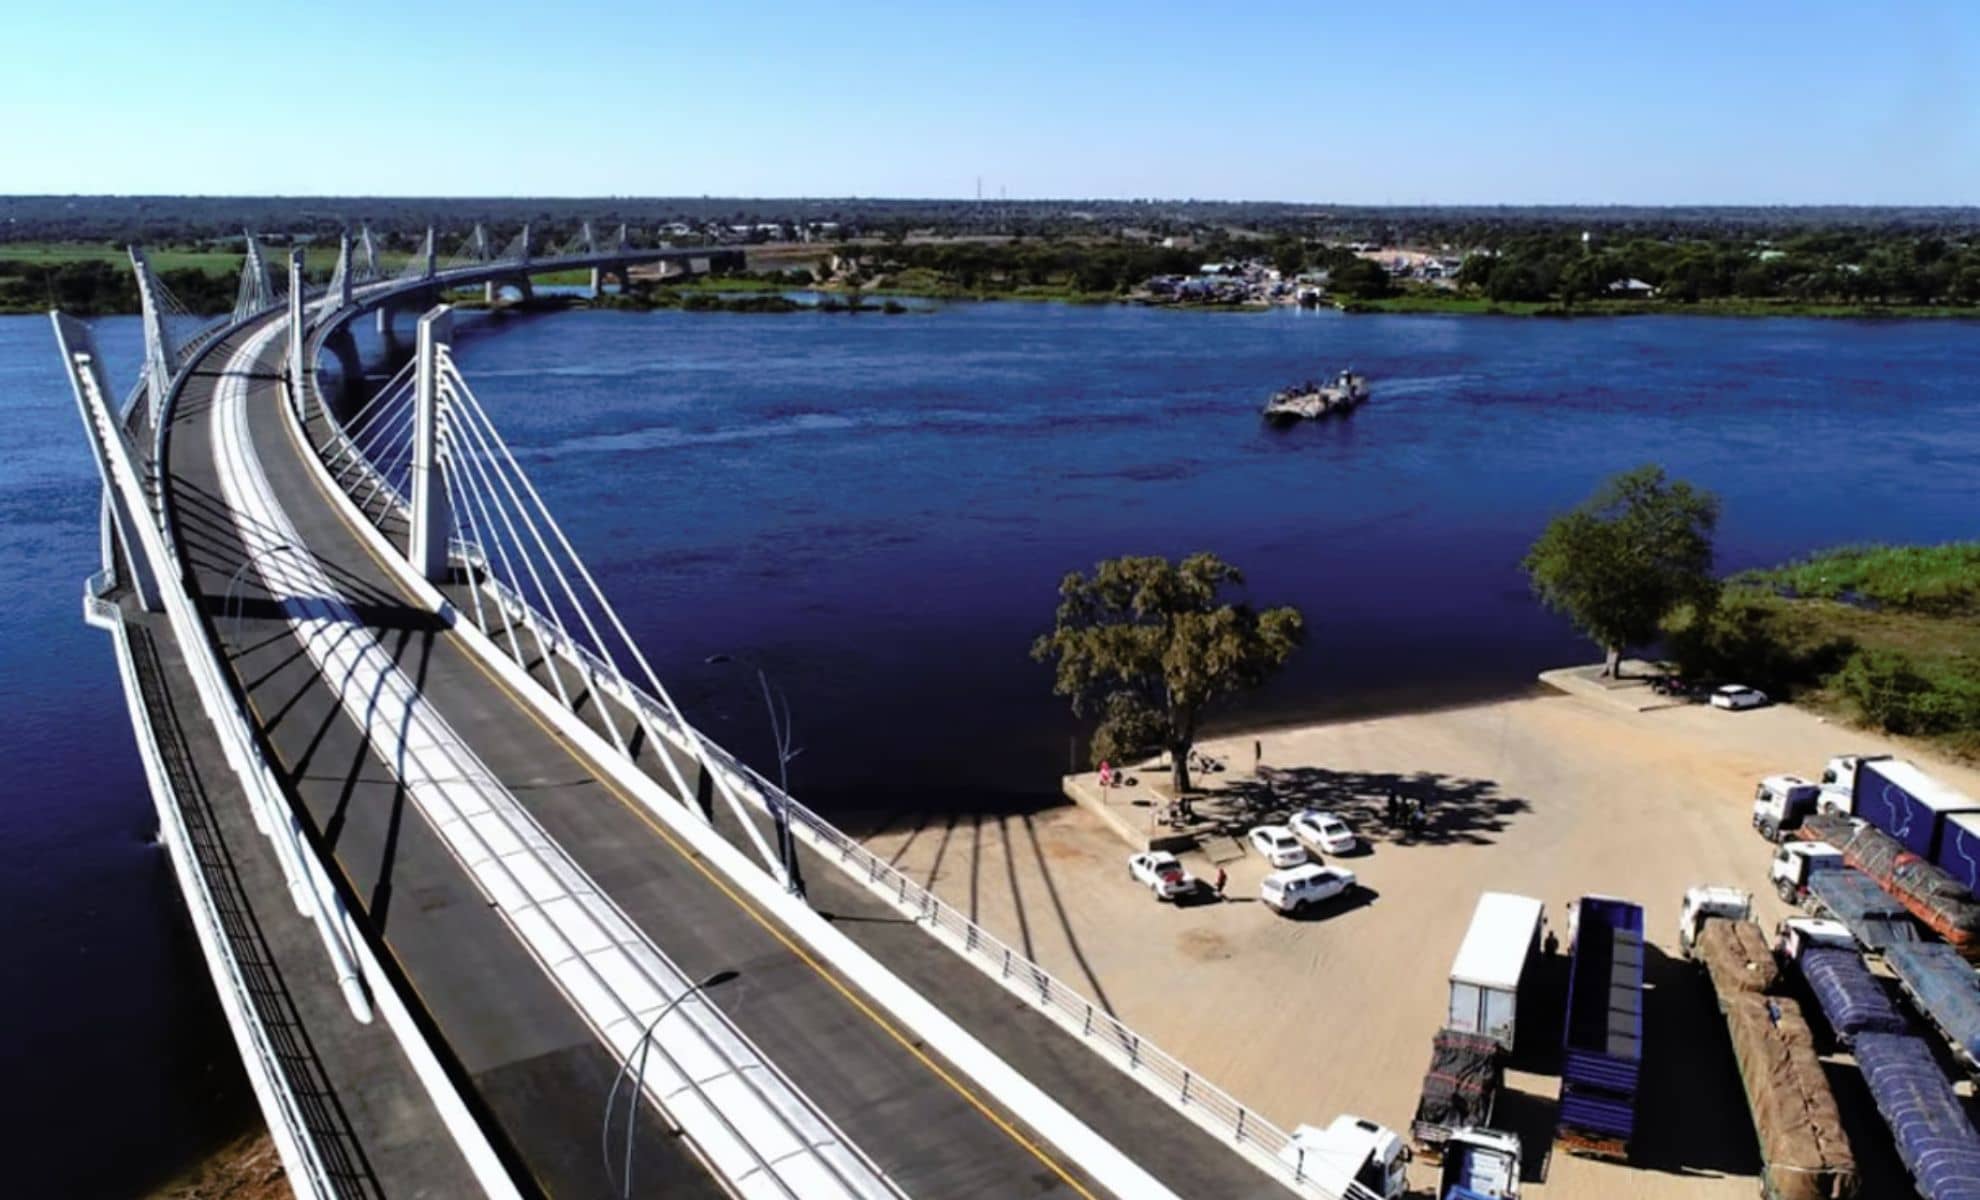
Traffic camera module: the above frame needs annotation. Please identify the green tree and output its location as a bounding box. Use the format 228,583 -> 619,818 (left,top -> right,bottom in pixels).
1031,554 -> 1305,792
1523,465 -> 1721,677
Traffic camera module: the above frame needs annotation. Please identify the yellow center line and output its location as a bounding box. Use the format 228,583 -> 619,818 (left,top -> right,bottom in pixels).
264,349 -> 1102,1200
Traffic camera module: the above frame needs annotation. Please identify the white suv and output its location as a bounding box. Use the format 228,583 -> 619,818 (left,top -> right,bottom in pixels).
1261,864 -> 1356,915
1249,824 -> 1309,868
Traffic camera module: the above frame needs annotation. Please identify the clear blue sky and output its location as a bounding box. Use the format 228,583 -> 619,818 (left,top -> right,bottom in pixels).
4,0 -> 1977,203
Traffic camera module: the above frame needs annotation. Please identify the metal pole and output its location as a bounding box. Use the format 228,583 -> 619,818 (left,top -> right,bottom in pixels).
602,969 -> 737,1199
286,248 -> 305,420
223,542 -> 301,644
704,653 -> 805,898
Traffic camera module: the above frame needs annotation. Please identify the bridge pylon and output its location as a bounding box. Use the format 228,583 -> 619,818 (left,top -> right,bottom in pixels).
129,247 -> 177,431
410,306 -> 454,583
287,248 -> 305,420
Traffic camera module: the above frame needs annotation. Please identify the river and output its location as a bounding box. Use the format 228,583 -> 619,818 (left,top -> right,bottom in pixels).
6,302 -> 1978,1191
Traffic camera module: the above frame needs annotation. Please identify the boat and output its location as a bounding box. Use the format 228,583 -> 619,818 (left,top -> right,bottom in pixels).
1262,369 -> 1369,422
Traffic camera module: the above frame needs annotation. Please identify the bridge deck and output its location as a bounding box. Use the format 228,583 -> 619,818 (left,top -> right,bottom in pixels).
171,319 -> 1133,1198
115,592 -> 482,1199
164,303 -> 1286,1198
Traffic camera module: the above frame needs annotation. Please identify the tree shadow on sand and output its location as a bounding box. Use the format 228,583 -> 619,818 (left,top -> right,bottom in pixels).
1212,765 -> 1532,847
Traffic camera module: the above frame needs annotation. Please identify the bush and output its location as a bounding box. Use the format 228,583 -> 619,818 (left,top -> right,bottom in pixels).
1833,648 -> 1980,736
1662,591 -> 1854,697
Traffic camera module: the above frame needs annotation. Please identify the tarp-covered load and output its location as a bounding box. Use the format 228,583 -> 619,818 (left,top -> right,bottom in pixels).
1410,1028 -> 1503,1155
1723,993 -> 1858,1200
1800,814 -> 1980,955
1853,1031 -> 1980,1200
1798,946 -> 1909,1043
1698,916 -> 1782,999
1886,942 -> 1980,1071
1808,869 -> 1921,954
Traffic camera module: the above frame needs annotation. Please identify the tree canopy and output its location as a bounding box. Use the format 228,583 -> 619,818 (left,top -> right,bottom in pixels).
1523,465 -> 1720,676
1031,553 -> 1304,792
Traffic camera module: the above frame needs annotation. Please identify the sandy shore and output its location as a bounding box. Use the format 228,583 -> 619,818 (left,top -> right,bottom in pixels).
860,670 -> 1980,1198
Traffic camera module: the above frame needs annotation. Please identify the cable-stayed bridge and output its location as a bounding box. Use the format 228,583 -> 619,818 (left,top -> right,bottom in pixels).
56,228 -> 1380,1200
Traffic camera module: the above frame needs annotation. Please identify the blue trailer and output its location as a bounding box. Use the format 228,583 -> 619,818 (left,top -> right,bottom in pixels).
1806,867 -> 1921,954
1936,812 -> 1980,898
1794,943 -> 1910,1044
1885,942 -> 1980,1074
1852,1031 -> 1980,1200
1555,896 -> 1643,1160
1846,758 -> 1980,861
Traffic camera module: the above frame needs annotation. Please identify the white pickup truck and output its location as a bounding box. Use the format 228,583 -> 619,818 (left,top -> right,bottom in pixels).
1126,851 -> 1197,901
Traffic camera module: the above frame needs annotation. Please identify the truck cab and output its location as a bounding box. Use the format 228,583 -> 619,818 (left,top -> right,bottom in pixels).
1678,886 -> 1753,956
1775,915 -> 1856,961
1770,841 -> 1843,904
1752,774 -> 1820,841
1439,1126 -> 1522,1200
1280,1115 -> 1410,1200
1818,753 -> 1894,815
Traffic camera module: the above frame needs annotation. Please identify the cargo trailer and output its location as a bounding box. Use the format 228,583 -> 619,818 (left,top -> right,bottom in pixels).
1852,1031 -> 1980,1200
1447,892 -> 1543,1052
1884,941 -> 1980,1074
1805,868 -> 1921,954
1555,896 -> 1643,1160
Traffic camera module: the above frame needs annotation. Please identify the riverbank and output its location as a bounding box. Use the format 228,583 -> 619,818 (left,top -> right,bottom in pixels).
1340,293 -> 1980,319
860,676 -> 1980,1198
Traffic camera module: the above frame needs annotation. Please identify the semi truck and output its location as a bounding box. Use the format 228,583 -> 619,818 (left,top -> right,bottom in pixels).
1935,810 -> 1980,897
1437,1127 -> 1522,1200
1796,812 -> 1980,956
1555,896 -> 1643,1161
1852,1031 -> 1980,1200
1680,890 -> 1857,1200
1884,941 -> 1980,1074
1278,1115 -> 1410,1200
1778,919 -> 1910,1046
1445,892 -> 1543,1052
1820,755 -> 1980,860
1409,1028 -> 1503,1162
1752,774 -> 1823,842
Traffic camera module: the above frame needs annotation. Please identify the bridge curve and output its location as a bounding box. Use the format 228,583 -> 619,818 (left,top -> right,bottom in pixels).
61,231 -> 1365,1200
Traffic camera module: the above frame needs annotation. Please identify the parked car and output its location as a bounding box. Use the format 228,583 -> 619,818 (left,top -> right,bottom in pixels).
1290,809 -> 1357,855
1261,863 -> 1356,915
1249,824 -> 1310,868
1710,684 -> 1770,711
1126,851 -> 1197,901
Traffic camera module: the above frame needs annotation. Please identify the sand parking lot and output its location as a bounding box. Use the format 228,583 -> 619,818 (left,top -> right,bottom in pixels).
858,676 -> 1980,1198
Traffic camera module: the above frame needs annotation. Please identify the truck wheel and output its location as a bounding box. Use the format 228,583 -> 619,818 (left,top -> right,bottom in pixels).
1776,879 -> 1797,904
1760,820 -> 1778,843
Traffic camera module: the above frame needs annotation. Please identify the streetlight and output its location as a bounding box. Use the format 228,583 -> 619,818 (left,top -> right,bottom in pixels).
601,968 -> 740,1199
704,653 -> 806,899
222,542 -> 311,645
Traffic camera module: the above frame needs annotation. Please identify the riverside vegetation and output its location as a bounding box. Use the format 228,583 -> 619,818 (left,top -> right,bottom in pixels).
1524,467 -> 1980,761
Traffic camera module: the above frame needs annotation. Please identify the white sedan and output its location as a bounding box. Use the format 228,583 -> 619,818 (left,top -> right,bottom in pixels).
1289,809 -> 1357,855
1248,824 -> 1310,869
1127,851 -> 1197,901
1710,684 -> 1770,711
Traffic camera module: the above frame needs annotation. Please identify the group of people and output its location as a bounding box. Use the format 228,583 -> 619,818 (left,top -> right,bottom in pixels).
1385,790 -> 1428,836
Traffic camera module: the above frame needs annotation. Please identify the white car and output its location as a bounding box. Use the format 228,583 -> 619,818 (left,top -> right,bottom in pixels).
1289,809 -> 1357,855
1710,684 -> 1770,711
1249,824 -> 1310,869
1261,864 -> 1357,915
1127,851 -> 1197,901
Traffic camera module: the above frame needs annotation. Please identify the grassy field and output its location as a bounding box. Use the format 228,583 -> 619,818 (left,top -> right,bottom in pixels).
1669,543 -> 1980,761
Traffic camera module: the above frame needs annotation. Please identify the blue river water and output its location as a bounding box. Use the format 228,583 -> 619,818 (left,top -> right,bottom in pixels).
5,302 -> 1978,1191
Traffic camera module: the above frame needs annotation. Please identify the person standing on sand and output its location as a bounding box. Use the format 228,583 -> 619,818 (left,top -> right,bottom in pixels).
1214,866 -> 1227,898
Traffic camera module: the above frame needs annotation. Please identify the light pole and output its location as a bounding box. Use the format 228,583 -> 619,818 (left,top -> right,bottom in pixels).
222,542 -> 311,644
704,653 -> 806,899
601,968 -> 740,1199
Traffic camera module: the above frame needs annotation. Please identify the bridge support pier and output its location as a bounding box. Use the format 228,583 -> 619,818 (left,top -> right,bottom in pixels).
589,266 -> 604,298
410,306 -> 454,584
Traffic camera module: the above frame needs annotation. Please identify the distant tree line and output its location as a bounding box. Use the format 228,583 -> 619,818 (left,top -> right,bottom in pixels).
13,195 -> 1980,250
1459,232 -> 1980,305
0,258 -> 235,315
